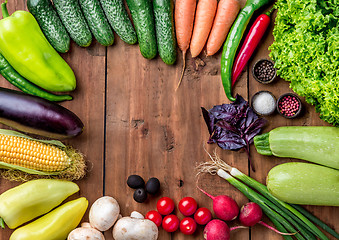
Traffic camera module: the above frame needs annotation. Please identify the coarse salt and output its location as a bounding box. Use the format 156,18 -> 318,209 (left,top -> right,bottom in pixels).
252,92 -> 276,115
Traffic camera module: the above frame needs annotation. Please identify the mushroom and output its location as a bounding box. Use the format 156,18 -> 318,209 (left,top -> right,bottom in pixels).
67,222 -> 105,240
112,211 -> 158,240
89,196 -> 120,231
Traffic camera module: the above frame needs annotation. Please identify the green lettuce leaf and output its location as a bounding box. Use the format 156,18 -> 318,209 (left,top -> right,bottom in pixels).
269,0 -> 339,126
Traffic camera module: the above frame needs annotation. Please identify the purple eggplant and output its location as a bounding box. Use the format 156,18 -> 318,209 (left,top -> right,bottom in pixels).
0,87 -> 83,139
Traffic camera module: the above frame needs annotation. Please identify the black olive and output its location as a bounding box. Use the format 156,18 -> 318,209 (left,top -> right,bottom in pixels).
133,188 -> 148,203
127,175 -> 145,189
145,177 -> 160,195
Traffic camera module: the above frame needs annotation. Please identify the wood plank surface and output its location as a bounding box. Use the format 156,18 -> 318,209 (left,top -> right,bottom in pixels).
0,0 -> 338,240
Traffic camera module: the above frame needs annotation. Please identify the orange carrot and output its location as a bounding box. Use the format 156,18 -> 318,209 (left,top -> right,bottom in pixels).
175,0 -> 197,90
190,0 -> 217,58
206,0 -> 240,56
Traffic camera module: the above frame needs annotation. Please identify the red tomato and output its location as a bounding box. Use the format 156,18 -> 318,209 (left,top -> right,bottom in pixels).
180,217 -> 197,235
178,197 -> 198,216
157,197 -> 175,215
194,207 -> 212,225
145,210 -> 162,227
162,214 -> 180,232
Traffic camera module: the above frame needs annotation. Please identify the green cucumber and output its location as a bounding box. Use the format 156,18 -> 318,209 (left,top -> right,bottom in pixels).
27,0 -> 70,53
153,0 -> 176,65
53,0 -> 92,47
126,0 -> 157,59
79,0 -> 114,46
267,162 -> 339,206
254,126 -> 339,170
100,0 -> 137,45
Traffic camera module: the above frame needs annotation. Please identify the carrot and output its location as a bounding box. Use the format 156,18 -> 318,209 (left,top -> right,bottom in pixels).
175,0 -> 197,90
206,0 -> 240,56
190,0 -> 217,58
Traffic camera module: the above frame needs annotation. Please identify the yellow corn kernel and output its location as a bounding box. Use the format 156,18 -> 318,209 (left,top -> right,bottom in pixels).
0,134 -> 71,172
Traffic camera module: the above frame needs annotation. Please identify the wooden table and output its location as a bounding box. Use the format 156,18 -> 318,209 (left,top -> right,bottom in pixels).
0,1 -> 338,239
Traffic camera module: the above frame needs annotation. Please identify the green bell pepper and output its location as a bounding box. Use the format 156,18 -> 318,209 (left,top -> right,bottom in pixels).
10,197 -> 88,240
0,179 -> 79,229
0,1 -> 76,92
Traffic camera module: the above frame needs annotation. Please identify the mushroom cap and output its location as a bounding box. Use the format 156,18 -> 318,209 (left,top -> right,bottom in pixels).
112,217 -> 158,240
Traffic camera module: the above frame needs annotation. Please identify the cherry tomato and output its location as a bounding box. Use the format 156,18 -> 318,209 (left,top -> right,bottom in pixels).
180,217 -> 197,235
157,197 -> 175,215
162,214 -> 180,232
194,207 -> 212,225
145,210 -> 162,227
178,197 -> 198,216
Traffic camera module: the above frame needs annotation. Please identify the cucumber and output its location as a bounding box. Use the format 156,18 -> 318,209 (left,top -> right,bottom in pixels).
100,0 -> 137,45
126,0 -> 157,59
53,0 -> 92,47
267,162 -> 339,206
254,126 -> 339,170
27,0 -> 70,53
79,0 -> 114,46
153,0 -> 176,65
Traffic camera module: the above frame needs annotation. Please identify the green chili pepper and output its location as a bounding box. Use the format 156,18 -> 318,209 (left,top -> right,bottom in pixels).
221,0 -> 273,101
0,53 -> 72,102
0,179 -> 79,229
10,197 -> 88,240
0,1 -> 76,92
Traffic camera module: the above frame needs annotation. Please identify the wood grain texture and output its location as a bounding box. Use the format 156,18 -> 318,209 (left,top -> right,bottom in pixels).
0,0 -> 338,239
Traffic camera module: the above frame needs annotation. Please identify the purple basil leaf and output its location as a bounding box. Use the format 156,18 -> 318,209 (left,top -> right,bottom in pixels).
215,120 -> 239,134
201,107 -> 214,135
209,104 -> 237,122
202,94 -> 266,169
213,129 -> 246,150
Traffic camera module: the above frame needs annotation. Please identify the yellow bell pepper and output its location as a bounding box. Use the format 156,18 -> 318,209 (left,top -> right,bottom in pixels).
10,197 -> 88,240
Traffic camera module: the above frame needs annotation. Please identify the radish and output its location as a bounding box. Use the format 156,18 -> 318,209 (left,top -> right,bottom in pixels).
203,219 -> 230,240
198,186 -> 239,221
238,202 -> 295,235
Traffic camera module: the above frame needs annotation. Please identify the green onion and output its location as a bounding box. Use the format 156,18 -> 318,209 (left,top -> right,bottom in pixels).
291,204 -> 339,240
217,169 -> 305,240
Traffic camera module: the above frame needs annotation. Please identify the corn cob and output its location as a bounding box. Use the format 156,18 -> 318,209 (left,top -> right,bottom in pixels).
0,129 -> 86,181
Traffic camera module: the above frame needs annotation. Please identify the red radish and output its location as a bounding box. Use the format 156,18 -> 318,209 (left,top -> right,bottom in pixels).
239,202 -> 262,226
203,219 -> 230,240
237,202 -> 295,235
198,186 -> 239,221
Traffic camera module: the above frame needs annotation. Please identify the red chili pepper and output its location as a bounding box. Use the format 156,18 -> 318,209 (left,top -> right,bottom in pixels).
231,8 -> 274,86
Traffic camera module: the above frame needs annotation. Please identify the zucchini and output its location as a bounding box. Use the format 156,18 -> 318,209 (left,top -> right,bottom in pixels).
27,0 -> 70,53
79,0 -> 114,46
153,0 -> 176,65
126,0 -> 157,59
267,162 -> 339,206
53,0 -> 92,47
254,126 -> 339,170
100,0 -> 137,44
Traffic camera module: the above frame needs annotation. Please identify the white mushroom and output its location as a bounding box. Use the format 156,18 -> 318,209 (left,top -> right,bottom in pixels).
89,196 -> 120,231
112,212 -> 158,240
67,222 -> 105,240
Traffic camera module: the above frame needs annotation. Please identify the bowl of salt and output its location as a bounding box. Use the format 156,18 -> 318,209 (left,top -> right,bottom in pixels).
251,91 -> 276,116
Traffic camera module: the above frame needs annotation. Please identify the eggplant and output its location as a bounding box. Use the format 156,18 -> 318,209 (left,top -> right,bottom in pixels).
0,87 -> 83,139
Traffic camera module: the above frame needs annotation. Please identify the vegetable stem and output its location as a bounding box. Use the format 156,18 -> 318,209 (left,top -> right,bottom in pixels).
267,216 -> 294,240
1,0 -> 9,18
258,221 -> 296,235
0,218 -> 5,229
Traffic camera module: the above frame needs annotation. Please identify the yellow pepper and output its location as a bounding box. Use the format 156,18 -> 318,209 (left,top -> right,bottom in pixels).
0,179 -> 79,229
10,197 -> 88,240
